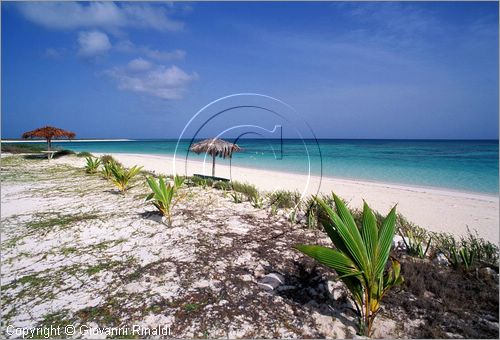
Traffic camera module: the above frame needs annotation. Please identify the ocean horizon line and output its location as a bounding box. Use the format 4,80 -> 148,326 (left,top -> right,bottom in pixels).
2,138 -> 499,142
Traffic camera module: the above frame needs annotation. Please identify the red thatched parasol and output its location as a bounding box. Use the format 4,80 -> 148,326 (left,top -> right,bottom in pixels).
22,126 -> 76,151
189,138 -> 241,177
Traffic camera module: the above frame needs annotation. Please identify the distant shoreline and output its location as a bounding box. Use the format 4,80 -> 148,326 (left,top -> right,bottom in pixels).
1,139 -> 135,143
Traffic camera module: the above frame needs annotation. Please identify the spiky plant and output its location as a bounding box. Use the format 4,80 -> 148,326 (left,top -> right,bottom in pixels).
459,246 -> 476,271
100,160 -> 115,179
399,226 -> 432,259
109,163 -> 143,193
85,157 -> 101,174
230,191 -> 243,203
146,175 -> 185,225
250,192 -> 264,208
294,194 -> 403,336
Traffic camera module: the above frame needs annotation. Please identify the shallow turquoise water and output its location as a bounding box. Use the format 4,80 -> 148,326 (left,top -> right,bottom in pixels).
22,139 -> 499,194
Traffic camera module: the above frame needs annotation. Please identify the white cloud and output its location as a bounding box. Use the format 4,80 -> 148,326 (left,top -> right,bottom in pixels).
120,3 -> 183,31
127,58 -> 152,72
17,2 -> 183,33
115,40 -> 185,62
106,61 -> 198,100
78,31 -> 111,57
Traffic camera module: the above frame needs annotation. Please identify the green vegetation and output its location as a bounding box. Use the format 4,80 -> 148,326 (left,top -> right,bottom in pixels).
100,154 -> 121,166
60,246 -> 78,255
27,213 -> 99,231
230,191 -> 243,203
250,192 -> 264,208
304,195 -> 337,229
295,194 -> 403,337
269,190 -> 301,209
100,161 -> 115,179
53,149 -> 76,158
146,175 -> 185,225
435,233 -> 476,271
109,163 -> 143,193
188,176 -> 214,188
86,261 -> 122,275
84,157 -> 101,174
1,143 -> 46,153
100,155 -> 120,180
184,303 -> 201,313
460,227 -> 499,267
231,181 -> 258,199
77,151 -> 93,157
213,180 -> 231,191
398,219 -> 432,259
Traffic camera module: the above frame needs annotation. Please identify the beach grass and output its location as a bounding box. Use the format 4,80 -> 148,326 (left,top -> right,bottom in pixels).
231,181 -> 259,199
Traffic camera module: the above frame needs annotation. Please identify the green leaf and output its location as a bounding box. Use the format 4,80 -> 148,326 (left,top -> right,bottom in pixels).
314,197 -> 350,254
374,205 -> 397,278
294,244 -> 360,277
324,194 -> 369,274
361,201 -> 378,266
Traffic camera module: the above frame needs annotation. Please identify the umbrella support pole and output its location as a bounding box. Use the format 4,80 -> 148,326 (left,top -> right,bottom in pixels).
212,154 -> 216,177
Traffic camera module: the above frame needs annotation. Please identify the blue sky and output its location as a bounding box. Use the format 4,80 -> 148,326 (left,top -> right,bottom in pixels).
1,1 -> 498,139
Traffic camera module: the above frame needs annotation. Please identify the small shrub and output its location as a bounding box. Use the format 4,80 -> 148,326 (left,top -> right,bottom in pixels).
435,232 -> 479,271
433,228 -> 500,271
295,194 -> 403,337
230,192 -> 243,203
77,151 -> 93,158
304,196 -> 320,229
110,163 -> 143,193
100,154 -> 121,166
213,181 -> 231,191
250,192 -> 264,208
231,181 -> 258,199
459,246 -> 476,271
268,190 -> 302,209
53,149 -> 75,158
84,157 -> 101,174
189,176 -> 214,188
462,227 -> 499,268
398,217 -> 432,259
146,175 -> 184,225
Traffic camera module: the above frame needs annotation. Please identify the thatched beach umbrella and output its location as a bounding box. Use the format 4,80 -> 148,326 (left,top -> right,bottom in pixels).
190,138 -> 241,177
22,125 -> 76,151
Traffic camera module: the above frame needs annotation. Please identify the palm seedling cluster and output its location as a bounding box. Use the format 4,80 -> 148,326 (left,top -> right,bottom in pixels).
146,175 -> 185,225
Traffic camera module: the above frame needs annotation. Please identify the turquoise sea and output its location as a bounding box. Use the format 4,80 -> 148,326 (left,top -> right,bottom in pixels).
20,139 -> 499,195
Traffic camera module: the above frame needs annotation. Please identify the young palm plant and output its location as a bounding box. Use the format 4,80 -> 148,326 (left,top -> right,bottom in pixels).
146,175 -> 185,225
399,226 -> 432,259
109,163 -> 143,193
85,157 -> 101,174
100,160 -> 115,179
294,194 -> 403,337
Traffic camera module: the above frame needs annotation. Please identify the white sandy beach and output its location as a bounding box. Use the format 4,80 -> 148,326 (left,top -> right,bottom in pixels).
88,152 -> 499,244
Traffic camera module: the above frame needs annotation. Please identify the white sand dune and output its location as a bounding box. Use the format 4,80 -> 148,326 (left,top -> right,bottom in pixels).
93,152 -> 499,243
